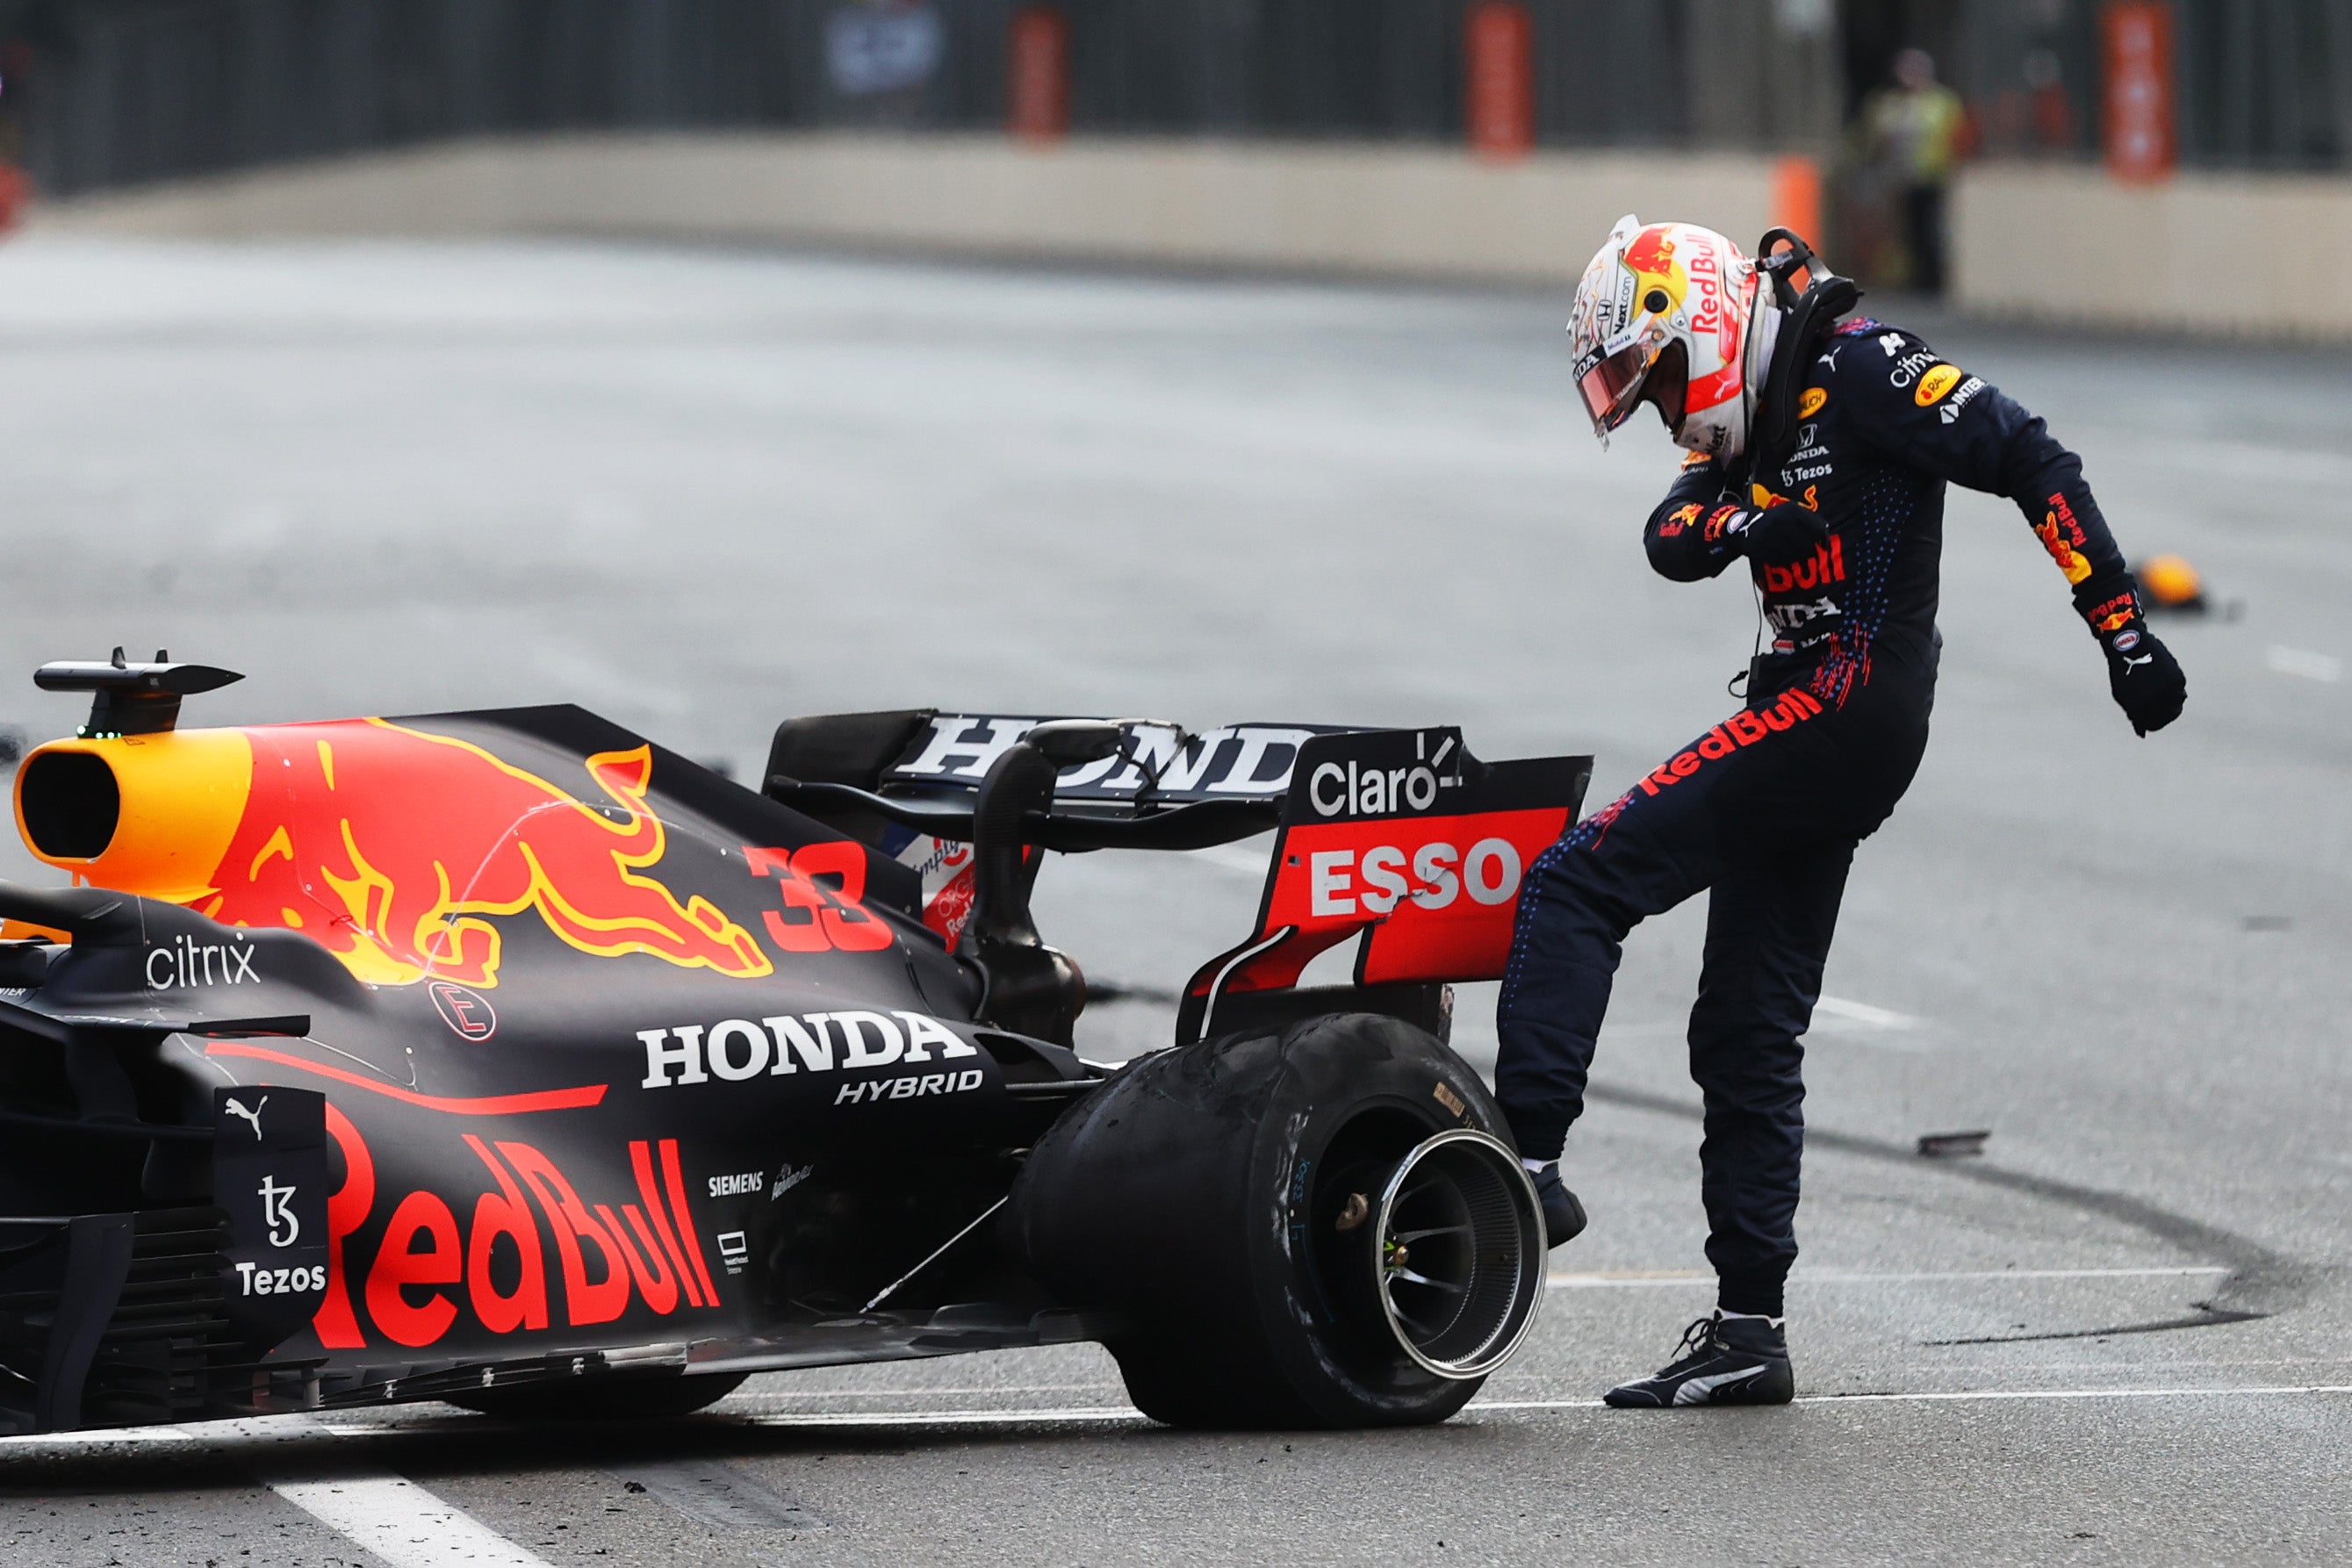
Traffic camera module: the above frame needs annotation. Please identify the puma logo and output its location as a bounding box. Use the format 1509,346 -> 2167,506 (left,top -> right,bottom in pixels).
224,1095 -> 268,1141
2121,654 -> 2154,673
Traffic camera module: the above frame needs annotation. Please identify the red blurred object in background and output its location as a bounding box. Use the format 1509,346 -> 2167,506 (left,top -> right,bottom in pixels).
2103,1 -> 2175,182
2032,80 -> 2075,149
1008,6 -> 1068,144
1465,3 -> 1534,162
0,164 -> 25,233
1773,156 -> 1822,247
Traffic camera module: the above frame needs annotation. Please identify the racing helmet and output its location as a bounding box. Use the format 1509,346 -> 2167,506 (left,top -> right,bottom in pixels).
1568,215 -> 1772,460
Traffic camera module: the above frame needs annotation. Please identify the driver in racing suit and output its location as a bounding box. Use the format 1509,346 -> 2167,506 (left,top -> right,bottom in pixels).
1501,218 -> 2186,1407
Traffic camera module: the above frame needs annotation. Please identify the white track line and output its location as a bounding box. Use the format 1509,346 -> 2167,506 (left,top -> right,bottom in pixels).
0,1424 -> 196,1447
265,1474 -> 554,1568
1476,1385 -> 2352,1412
1802,1385 -> 2352,1406
735,1385 -> 2352,1428
6,1378 -> 2347,1456
2266,645 -> 2342,682
743,1384 -> 1122,1399
1546,1265 -> 2229,1289
1812,996 -> 1919,1029
749,1406 -> 1143,1428
229,1415 -> 557,1568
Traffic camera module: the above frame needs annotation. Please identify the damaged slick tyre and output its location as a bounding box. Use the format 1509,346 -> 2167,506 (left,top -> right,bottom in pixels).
1007,1013 -> 1544,1428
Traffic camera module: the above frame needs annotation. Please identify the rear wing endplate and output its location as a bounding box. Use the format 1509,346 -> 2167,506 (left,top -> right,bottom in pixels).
1176,726 -> 1590,1044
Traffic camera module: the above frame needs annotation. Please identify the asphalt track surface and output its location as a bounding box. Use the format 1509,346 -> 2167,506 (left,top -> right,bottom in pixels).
0,235 -> 2346,1565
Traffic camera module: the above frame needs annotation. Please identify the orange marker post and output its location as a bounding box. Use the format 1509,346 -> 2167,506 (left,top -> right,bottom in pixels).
1772,155 -> 1823,248
2103,1 -> 2175,183
1008,6 -> 1070,144
1465,3 -> 1535,162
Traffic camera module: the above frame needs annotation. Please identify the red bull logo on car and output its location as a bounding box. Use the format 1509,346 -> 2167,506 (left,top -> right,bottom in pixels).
18,717 -> 773,988
315,1104 -> 723,1350
219,722 -> 770,986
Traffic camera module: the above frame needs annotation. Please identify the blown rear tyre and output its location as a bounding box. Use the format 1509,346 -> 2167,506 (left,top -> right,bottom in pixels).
1007,1012 -> 1543,1429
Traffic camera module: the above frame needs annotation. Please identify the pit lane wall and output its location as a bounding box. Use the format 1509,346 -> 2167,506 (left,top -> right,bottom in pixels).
1951,163 -> 2352,340
28,135 -> 2336,339
19,132 -> 1787,287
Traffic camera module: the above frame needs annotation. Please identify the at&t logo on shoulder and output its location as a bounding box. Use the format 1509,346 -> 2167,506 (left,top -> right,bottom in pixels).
637,1009 -> 984,1104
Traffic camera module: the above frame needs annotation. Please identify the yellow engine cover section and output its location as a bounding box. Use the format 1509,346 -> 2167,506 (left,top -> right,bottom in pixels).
16,729 -> 255,905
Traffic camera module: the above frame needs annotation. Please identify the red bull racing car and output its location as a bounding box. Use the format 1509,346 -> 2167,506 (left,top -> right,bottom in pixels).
0,654 -> 1589,1432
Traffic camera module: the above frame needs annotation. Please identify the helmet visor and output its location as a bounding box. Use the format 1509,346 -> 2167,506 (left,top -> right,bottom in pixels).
1576,340 -> 1658,434
1577,327 -> 1691,436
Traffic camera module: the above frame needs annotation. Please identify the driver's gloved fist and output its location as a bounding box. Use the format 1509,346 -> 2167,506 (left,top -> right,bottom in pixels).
2078,577 -> 2186,737
1731,501 -> 1830,567
2105,630 -> 2184,736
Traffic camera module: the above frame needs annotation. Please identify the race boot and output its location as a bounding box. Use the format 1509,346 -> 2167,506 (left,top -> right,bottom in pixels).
1603,1313 -> 1794,1408
1527,1162 -> 1587,1248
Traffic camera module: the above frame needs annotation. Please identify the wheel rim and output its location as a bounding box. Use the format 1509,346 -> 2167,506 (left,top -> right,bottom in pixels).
1369,1129 -> 1543,1379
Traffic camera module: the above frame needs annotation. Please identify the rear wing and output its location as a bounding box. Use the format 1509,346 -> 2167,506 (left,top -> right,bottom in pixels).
766,710 -> 1356,850
764,712 -> 1590,1015
766,711 -> 1364,947
1176,726 -> 1588,1042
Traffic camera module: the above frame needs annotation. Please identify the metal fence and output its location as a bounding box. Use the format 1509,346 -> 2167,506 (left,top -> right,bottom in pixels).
1944,0 -> 2352,169
7,0 -> 2352,200
4,0 -> 1833,197
2176,0 -> 2352,167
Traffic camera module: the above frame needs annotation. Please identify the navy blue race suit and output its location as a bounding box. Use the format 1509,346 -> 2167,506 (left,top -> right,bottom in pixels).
1496,317 -> 2169,1317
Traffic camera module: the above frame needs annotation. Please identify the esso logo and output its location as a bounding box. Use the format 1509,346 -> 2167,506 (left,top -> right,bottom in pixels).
1310,760 -> 1440,818
1307,838 -> 1522,917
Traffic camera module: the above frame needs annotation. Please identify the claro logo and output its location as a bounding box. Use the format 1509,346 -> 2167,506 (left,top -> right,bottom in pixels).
1310,759 -> 1441,818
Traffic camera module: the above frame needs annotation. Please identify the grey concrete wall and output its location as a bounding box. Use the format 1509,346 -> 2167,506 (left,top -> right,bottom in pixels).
34,130 -> 2341,340
23,132 -> 1795,287
1953,162 -> 2352,339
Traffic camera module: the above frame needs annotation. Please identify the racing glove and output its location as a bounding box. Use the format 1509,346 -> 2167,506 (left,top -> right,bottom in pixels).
2077,577 -> 2185,737
1730,502 -> 1830,567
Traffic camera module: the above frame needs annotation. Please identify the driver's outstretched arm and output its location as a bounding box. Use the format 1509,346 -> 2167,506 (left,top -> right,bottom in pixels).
1846,330 -> 2185,733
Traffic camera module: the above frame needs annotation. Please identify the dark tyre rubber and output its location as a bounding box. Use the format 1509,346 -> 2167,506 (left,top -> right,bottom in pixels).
1007,1012 -> 1540,1430
444,1370 -> 746,1421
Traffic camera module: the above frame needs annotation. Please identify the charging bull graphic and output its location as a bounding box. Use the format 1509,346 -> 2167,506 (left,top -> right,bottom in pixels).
23,717 -> 772,988
223,721 -> 773,987
1621,227 -> 1687,320
220,722 -> 771,986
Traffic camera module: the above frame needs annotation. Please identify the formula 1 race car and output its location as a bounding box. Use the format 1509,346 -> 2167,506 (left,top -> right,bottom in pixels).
0,654 -> 1589,1433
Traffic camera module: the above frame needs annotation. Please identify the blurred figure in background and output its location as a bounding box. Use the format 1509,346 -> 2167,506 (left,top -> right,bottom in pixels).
1866,48 -> 1965,293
